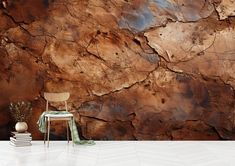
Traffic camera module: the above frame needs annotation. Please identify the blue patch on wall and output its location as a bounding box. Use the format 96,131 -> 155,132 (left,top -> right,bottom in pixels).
119,4 -> 154,32
153,0 -> 173,9
143,53 -> 159,63
118,0 -> 206,32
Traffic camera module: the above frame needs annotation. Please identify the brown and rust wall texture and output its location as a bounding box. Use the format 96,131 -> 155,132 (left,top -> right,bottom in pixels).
0,0 -> 235,140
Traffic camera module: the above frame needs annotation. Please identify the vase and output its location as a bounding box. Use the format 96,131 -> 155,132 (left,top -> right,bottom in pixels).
15,122 -> 28,133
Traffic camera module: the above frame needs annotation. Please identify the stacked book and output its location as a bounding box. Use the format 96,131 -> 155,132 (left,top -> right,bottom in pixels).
10,132 -> 32,147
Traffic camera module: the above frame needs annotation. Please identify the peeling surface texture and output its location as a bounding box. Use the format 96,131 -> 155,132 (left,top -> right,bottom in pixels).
0,0 -> 235,140
216,0 -> 235,20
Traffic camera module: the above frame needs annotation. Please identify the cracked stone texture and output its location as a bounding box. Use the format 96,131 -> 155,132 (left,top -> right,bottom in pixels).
216,0 -> 235,20
0,0 -> 234,140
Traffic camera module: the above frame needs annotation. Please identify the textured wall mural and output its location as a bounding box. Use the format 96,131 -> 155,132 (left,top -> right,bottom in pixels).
0,0 -> 235,140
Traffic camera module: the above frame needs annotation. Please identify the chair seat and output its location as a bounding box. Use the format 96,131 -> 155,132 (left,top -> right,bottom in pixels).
45,113 -> 73,118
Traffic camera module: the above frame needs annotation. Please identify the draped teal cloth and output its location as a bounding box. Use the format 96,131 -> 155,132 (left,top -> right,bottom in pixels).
37,111 -> 95,145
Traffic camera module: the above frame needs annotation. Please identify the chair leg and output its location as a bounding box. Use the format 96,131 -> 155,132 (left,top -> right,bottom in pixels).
66,121 -> 69,144
44,117 -> 47,144
71,117 -> 74,146
47,118 -> 50,147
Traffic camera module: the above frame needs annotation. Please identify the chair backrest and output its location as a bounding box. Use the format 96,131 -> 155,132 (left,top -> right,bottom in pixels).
44,92 -> 70,112
44,92 -> 70,102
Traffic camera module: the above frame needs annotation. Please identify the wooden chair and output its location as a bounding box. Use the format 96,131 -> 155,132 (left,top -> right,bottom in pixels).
43,92 -> 74,147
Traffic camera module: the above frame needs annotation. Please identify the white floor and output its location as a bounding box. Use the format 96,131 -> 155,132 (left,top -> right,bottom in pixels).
0,141 -> 235,166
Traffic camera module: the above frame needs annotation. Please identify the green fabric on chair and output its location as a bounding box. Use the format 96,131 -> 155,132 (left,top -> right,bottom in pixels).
37,111 -> 95,145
